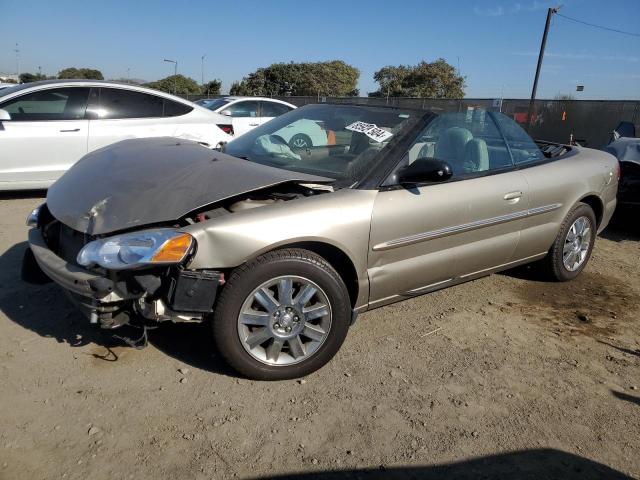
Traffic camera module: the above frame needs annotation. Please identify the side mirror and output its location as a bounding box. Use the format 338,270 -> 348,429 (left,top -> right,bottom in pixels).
397,158 -> 453,185
0,109 -> 11,121
220,109 -> 232,117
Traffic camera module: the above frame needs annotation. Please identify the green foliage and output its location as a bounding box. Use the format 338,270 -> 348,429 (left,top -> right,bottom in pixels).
230,61 -> 359,96
57,67 -> 104,80
19,72 -> 50,83
202,79 -> 222,96
371,59 -> 465,98
144,74 -> 201,95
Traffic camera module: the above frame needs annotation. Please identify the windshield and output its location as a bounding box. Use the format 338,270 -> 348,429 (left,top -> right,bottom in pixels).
0,83 -> 31,99
204,98 -> 232,111
224,104 -> 418,185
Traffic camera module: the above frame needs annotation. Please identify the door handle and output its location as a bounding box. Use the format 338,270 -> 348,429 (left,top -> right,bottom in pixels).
503,191 -> 523,201
249,123 -> 259,127
60,128 -> 80,132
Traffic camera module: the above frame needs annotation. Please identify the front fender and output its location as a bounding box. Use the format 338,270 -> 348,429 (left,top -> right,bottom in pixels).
181,189 -> 378,307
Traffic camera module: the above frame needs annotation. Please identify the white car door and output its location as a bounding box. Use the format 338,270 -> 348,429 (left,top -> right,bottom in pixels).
0,87 -> 90,187
220,100 -> 260,137
86,87 -> 191,152
259,100 -> 293,126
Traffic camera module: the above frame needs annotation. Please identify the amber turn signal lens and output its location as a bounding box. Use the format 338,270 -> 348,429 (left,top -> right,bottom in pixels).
151,233 -> 193,263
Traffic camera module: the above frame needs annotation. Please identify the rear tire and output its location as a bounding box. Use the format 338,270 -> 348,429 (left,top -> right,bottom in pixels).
540,202 -> 596,281
212,248 -> 351,380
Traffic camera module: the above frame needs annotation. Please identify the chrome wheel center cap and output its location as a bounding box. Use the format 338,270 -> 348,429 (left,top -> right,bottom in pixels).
281,312 -> 293,328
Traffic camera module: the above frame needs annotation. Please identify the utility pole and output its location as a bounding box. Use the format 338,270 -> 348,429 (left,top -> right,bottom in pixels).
201,54 -> 206,87
14,43 -> 20,80
526,6 -> 561,132
163,59 -> 178,94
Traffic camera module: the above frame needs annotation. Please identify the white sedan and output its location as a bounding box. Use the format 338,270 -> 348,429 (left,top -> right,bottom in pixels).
0,80 -> 233,190
199,96 -> 296,137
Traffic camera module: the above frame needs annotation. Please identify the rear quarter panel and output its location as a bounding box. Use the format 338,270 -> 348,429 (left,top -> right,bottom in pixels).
514,147 -> 618,260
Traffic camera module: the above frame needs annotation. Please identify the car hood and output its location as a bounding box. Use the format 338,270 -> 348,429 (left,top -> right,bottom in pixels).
47,137 -> 332,235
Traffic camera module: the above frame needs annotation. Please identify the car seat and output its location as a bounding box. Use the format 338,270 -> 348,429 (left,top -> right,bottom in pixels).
418,127 -> 473,175
463,138 -> 489,173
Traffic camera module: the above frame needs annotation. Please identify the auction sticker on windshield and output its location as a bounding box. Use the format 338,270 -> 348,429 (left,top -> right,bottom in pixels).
345,121 -> 393,143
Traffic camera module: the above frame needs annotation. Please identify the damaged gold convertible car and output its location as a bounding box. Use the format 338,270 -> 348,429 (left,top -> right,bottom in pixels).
23,104 -> 619,379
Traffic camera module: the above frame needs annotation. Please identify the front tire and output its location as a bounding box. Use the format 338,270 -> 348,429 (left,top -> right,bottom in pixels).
541,202 -> 596,281
212,249 -> 351,380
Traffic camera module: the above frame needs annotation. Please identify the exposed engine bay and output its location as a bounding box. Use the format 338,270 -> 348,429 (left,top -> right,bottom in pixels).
29,181 -> 335,342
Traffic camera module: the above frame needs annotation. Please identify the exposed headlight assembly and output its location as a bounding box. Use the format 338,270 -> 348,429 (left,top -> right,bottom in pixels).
77,229 -> 194,270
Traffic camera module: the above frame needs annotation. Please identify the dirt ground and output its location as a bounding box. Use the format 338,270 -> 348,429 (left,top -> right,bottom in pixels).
1,193 -> 639,480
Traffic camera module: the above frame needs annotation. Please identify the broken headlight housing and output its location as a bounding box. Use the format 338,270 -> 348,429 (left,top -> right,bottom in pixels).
77,229 -> 194,270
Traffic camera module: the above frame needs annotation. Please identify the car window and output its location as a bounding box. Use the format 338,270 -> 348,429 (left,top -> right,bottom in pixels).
224,101 -> 259,118
163,98 -> 193,117
404,109 -> 512,180
203,98 -> 231,111
261,101 -> 292,117
492,112 -> 545,165
93,88 -> 164,119
0,87 -> 90,121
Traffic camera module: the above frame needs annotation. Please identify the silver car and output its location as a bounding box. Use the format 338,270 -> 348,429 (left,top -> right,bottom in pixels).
23,104 -> 619,380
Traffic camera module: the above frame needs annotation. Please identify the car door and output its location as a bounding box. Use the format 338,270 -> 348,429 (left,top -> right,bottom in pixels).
0,86 -> 90,186
490,112 -> 573,260
367,110 -> 529,308
259,101 -> 293,126
220,100 -> 260,137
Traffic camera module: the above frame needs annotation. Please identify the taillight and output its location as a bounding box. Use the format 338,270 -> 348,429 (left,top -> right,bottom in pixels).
217,124 -> 234,136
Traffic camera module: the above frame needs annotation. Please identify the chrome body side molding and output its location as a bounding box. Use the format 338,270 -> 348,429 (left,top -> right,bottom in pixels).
372,203 -> 562,252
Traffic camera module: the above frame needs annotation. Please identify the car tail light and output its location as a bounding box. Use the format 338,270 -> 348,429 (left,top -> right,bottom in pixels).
217,124 -> 234,136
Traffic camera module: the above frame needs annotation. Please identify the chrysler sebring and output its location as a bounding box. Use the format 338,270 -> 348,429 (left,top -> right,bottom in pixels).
23,104 -> 618,379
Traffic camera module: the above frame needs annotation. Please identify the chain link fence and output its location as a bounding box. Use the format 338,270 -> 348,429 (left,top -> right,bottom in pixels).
183,94 -> 640,148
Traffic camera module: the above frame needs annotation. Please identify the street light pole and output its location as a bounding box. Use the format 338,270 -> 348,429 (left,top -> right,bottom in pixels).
526,6 -> 561,132
163,59 -> 177,94
14,43 -> 20,81
201,54 -> 206,88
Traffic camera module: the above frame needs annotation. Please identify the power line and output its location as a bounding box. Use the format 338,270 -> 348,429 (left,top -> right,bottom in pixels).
555,12 -> 640,38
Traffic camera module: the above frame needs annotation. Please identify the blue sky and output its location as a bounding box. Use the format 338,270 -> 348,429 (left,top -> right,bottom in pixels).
0,0 -> 638,99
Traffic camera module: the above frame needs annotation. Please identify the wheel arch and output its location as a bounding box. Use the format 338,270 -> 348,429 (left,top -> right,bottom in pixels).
578,194 -> 604,227
261,240 -> 360,309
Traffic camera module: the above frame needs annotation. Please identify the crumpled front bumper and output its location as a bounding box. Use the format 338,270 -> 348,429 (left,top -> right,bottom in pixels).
27,227 -> 131,302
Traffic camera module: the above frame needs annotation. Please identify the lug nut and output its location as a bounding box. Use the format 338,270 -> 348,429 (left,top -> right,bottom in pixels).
293,316 -> 299,322
285,326 -> 292,333
274,323 -> 280,329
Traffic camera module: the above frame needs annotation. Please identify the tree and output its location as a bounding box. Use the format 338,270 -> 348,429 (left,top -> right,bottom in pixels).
371,59 -> 465,98
144,74 -> 201,95
57,67 -> 104,80
230,60 -> 359,97
202,79 -> 222,96
19,72 -> 49,83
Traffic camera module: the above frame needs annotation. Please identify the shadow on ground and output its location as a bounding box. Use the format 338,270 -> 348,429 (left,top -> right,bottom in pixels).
601,206 -> 640,243
611,390 -> 640,407
249,449 -> 632,479
0,241 -> 235,377
0,189 -> 46,201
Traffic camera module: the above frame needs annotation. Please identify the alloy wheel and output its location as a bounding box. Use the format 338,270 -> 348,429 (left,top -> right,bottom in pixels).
562,215 -> 592,272
237,276 -> 332,366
